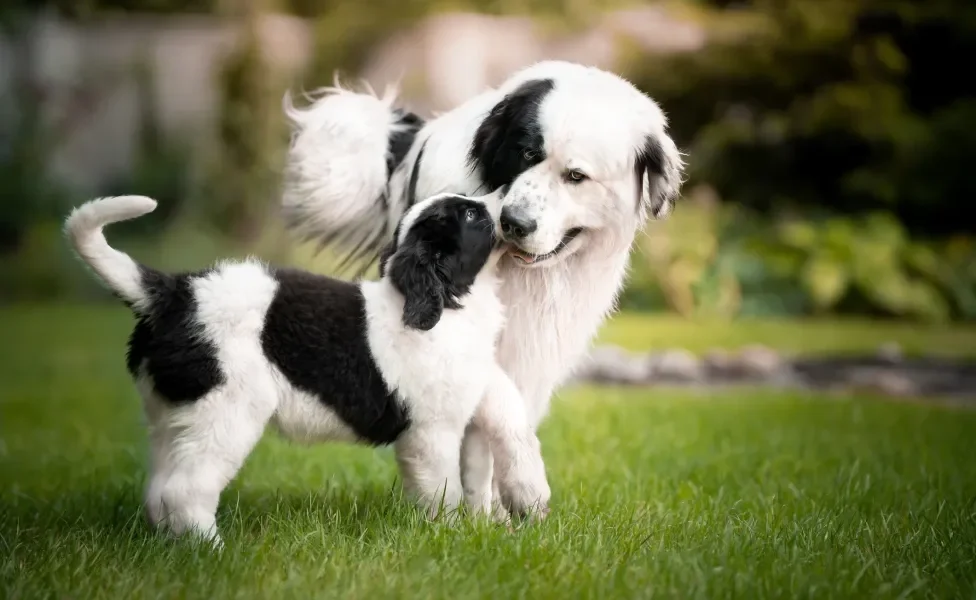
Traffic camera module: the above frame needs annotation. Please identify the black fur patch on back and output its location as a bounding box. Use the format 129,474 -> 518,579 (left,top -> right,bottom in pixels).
261,269 -> 410,445
469,79 -> 555,191
126,266 -> 225,403
387,109 -> 425,177
405,138 -> 428,209
344,109 -> 424,273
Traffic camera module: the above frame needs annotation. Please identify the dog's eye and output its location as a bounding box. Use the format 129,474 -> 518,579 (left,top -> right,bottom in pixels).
522,149 -> 537,161
567,169 -> 588,183
464,208 -> 478,222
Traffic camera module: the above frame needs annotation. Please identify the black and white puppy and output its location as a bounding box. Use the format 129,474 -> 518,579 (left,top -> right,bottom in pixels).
64,192 -> 550,545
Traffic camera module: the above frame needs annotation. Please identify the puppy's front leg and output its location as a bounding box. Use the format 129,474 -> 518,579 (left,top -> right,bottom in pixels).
475,366 -> 551,521
395,427 -> 465,519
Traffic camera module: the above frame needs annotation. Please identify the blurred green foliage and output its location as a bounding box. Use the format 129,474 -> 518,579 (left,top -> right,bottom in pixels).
627,0 -> 976,237
200,2 -> 287,246
617,0 -> 976,322
621,188 -> 976,323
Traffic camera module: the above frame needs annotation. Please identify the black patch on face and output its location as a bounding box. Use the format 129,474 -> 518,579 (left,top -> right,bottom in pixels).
405,138 -> 428,209
126,266 -> 225,403
389,196 -> 495,330
387,110 -> 425,177
261,270 -> 410,446
469,79 -> 555,191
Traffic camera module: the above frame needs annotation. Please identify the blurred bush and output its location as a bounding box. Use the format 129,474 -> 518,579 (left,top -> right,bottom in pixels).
626,0 -> 976,238
621,186 -> 976,323
199,2 -> 287,248
618,0 -> 976,322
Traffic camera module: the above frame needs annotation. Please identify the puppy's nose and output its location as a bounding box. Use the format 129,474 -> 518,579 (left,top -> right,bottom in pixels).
500,207 -> 538,239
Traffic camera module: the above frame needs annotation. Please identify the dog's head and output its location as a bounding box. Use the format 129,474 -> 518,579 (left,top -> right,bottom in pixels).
378,193 -> 497,331
469,61 -> 684,267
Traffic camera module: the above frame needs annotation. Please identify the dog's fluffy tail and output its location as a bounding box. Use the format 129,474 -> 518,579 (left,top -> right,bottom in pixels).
64,195 -> 159,310
282,79 -> 424,270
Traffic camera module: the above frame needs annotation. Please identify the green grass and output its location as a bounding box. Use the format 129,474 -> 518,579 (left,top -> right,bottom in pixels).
2,305 -> 975,599
598,312 -> 976,357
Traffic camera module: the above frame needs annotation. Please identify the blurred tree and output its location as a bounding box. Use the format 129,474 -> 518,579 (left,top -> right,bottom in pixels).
0,15 -> 56,253
102,54 -> 194,231
200,0 -> 286,244
628,0 -> 976,237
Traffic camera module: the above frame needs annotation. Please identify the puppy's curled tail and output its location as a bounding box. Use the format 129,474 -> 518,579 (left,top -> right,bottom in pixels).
64,195 -> 158,310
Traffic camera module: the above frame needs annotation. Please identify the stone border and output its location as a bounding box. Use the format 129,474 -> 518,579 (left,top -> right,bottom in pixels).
571,344 -> 976,401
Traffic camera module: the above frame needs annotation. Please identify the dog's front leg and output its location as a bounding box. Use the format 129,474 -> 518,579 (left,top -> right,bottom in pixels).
461,423 -> 509,521
474,366 -> 551,521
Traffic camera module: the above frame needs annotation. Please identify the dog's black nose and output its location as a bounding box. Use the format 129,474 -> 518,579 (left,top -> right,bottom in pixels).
500,207 -> 538,239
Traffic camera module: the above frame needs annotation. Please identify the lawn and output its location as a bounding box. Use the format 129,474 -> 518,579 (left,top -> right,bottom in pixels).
598,312 -> 976,358
2,305 -> 975,599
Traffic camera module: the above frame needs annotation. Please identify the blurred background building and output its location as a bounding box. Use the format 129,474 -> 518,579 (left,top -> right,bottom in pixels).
1,0 -> 974,326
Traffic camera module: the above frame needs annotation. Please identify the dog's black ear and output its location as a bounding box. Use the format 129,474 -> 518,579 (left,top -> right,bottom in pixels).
635,134 -> 684,220
389,246 -> 445,331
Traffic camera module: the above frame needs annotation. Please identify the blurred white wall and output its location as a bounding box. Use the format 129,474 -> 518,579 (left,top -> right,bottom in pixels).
361,7 -> 705,114
0,12 -> 313,194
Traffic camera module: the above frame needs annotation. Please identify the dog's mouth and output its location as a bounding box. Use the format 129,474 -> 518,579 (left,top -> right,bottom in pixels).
508,228 -> 584,265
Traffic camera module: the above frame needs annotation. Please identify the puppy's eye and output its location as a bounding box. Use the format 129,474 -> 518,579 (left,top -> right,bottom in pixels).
464,208 -> 478,222
567,169 -> 588,183
522,149 -> 537,161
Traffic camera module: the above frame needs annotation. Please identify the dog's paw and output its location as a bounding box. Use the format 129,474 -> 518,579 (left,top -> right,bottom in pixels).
497,452 -> 551,522
491,498 -> 512,524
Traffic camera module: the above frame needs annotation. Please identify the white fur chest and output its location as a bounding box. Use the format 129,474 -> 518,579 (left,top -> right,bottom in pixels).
360,273 -> 505,427
495,245 -> 632,425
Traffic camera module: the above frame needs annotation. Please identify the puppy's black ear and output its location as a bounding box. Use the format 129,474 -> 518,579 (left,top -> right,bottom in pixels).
378,241 -> 396,278
636,134 -> 684,220
389,246 -> 445,331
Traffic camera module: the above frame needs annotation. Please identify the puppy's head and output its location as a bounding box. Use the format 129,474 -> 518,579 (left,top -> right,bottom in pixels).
469,61 -> 684,267
379,193 -> 497,331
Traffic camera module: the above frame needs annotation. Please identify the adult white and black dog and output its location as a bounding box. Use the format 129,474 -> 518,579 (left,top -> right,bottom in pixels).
64,192 -> 550,544
283,60 -> 684,517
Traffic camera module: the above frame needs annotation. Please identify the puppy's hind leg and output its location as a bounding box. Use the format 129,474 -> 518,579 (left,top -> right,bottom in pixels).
143,377 -> 277,546
395,427 -> 465,520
